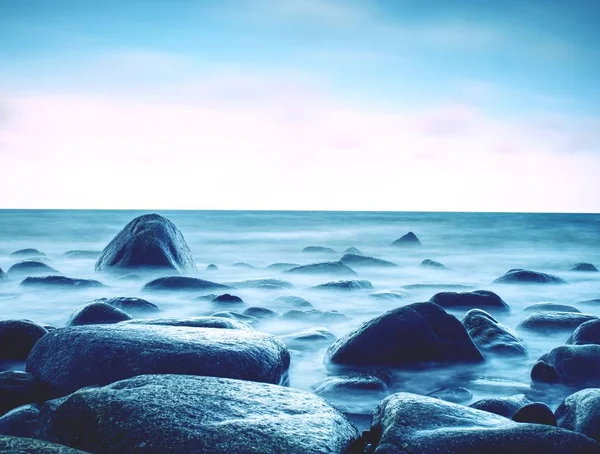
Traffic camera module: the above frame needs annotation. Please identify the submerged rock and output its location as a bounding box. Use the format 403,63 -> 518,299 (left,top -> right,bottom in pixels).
32,375 -> 359,454
339,254 -> 397,268
570,262 -> 599,272
531,345 -> 600,388
280,310 -> 350,324
0,320 -> 48,361
326,302 -> 483,369
556,388 -> 600,443
285,261 -> 357,276
421,259 -> 448,269
402,283 -> 473,291
7,261 -> 59,278
311,374 -> 389,399
303,246 -> 336,254
10,249 -> 46,258
142,276 -> 230,292
90,297 -> 160,317
274,295 -> 314,309
0,371 -> 45,416
231,262 -> 255,269
493,269 -> 567,284
67,302 -> 132,327
205,264 -> 218,271
122,316 -> 251,330
366,392 -> 599,453
63,250 -> 100,260
230,278 -> 294,290
20,276 -> 106,290
280,328 -> 336,350
343,247 -> 363,256
0,436 -> 88,453
462,309 -> 527,357
517,312 -> 597,334
369,290 -> 408,301
210,311 -> 260,325
311,280 -> 373,292
430,290 -> 510,313
95,214 -> 196,274
391,231 -> 421,247
524,303 -> 581,313
26,324 -> 290,397
243,307 -> 277,320
266,262 -> 299,271
567,319 -> 600,345
211,293 -> 245,307
427,387 -> 473,404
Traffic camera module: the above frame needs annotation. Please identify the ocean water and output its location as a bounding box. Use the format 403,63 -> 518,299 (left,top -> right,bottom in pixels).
1,210 -> 599,426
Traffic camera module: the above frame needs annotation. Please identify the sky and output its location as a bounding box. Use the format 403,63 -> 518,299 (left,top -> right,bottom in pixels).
1,0 -> 599,212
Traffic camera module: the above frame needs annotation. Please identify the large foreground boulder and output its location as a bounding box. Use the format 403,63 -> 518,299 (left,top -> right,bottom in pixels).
142,276 -> 230,292
26,324 -> 290,397
285,261 -> 357,276
493,269 -> 567,284
326,302 -> 483,369
555,388 -> 600,443
462,309 -> 527,357
430,290 -> 510,313
95,214 -> 196,274
0,436 -> 88,453
568,319 -> 600,345
0,320 -> 48,361
366,393 -> 599,453
531,345 -> 600,388
33,375 -> 359,454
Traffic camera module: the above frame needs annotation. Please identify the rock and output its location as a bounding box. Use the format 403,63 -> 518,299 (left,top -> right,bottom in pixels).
210,311 -> 260,325
369,290 -> 408,301
7,261 -> 60,278
555,388 -> 600,443
116,274 -> 141,281
26,324 -> 290,398
280,328 -> 336,350
568,319 -> 600,345
32,375 -> 359,454
302,246 -> 336,253
512,402 -> 557,426
427,387 -> 473,404
311,280 -> 373,291
0,371 -> 46,416
0,320 -> 48,361
402,283 -> 473,290
391,232 -> 421,247
285,261 -> 357,276
493,269 -> 567,284
281,310 -> 350,324
366,392 -> 600,453
121,316 -> 252,330
266,262 -> 299,271
0,404 -> 41,438
430,290 -> 510,313
517,312 -> 597,334
421,259 -> 448,269
211,293 -> 245,307
579,299 -> 600,307
326,302 -> 483,369
531,345 -> 600,388
524,303 -> 581,313
20,276 -> 106,290
194,293 -> 217,302
63,251 -> 100,260
90,297 -> 160,317
205,264 -> 218,271
570,262 -> 599,272
231,262 -> 255,269
95,214 -> 196,274
343,247 -> 363,256
0,436 -> 89,453
142,276 -> 230,292
274,295 -> 314,309
243,307 -> 277,320
339,254 -> 397,268
462,309 -> 528,356
230,278 -> 294,290
67,302 -> 132,327
470,394 -> 532,418
311,375 -> 389,399
10,249 -> 46,258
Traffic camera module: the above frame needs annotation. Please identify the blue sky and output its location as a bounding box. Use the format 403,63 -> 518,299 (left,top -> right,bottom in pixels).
1,0 -> 599,211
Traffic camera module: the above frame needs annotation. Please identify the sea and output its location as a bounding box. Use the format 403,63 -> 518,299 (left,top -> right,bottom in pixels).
1,210 -> 599,427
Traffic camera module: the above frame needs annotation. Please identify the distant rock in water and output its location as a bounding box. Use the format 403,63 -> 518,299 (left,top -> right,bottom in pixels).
567,319 -> 600,345
211,294 -> 245,307
302,246 -> 336,253
26,324 -> 290,398
95,214 -> 196,274
7,261 -> 59,278
326,302 -> 483,369
63,250 -> 100,260
343,247 -> 363,256
339,254 -> 398,268
427,387 -> 473,404
570,262 -> 599,272
20,276 -> 106,290
517,311 -> 597,334
421,259 -> 448,269
429,290 -> 510,313
280,328 -> 336,350
210,311 -> 260,325
231,262 -> 255,269
230,278 -> 294,290
578,299 -> 600,307
391,232 -> 421,247
31,375 -> 359,454
524,303 -> 581,313
205,264 -> 218,271
311,280 -> 373,291
556,388 -> 600,443
402,283 -> 473,291
67,302 -> 132,327
266,262 -> 299,271
493,269 -> 567,284
0,320 -> 48,360
280,310 -> 350,324
462,309 -> 527,357
90,297 -> 160,317
194,294 -> 217,302
122,316 -> 252,330
142,276 -> 230,292
285,261 -> 357,276
0,436 -> 88,453
274,295 -> 314,309
10,249 -> 46,258
243,307 -> 277,320
531,344 -> 600,388
369,290 -> 408,301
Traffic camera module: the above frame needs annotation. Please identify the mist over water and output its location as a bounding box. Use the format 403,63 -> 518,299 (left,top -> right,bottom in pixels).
1,210 -> 599,424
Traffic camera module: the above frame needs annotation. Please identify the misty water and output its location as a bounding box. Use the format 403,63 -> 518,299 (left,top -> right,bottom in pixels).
1,210 -> 599,428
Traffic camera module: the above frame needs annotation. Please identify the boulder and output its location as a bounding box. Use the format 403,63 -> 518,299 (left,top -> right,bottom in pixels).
311,280 -> 373,292
210,293 -> 245,307
0,436 -> 88,453
343,247 -> 363,256
95,214 -> 196,274
427,387 -> 473,404
280,328 -> 336,350
231,262 -> 255,269
7,261 -> 59,278
90,297 -> 160,317
0,320 -> 48,361
285,261 -> 357,276
339,254 -> 397,268
67,302 -> 132,327
266,262 -> 299,271
210,311 -> 260,325
470,394 -> 532,418
568,319 -> 600,345
0,371 -> 46,416
274,295 -> 314,309
555,388 -> 600,443
205,264 -> 218,271
20,276 -> 105,290
0,404 -> 41,438
391,232 -> 421,247
302,246 -> 336,253
421,259 -> 447,269
517,312 -> 597,334
570,263 -> 599,272
531,345 -> 600,388
31,375 -> 359,454
243,307 -> 277,320
121,316 -> 251,330
365,392 -> 600,453
230,278 -> 294,290
512,402 -> 557,426
63,251 -> 100,260
281,310 -> 350,324
524,303 -> 581,313
10,249 -> 46,258
369,290 -> 408,301
579,299 -> 600,307
26,324 -> 290,398
142,276 -> 230,292
462,309 -> 527,356
402,283 -> 472,291
326,302 -> 483,369
493,269 -> 567,284
430,290 -> 510,313
311,374 -> 389,399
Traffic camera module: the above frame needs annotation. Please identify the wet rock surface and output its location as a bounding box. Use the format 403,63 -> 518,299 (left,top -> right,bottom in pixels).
517,311 -> 597,334
493,269 -> 567,284
430,290 -> 510,313
462,309 -> 527,357
67,302 -> 132,326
